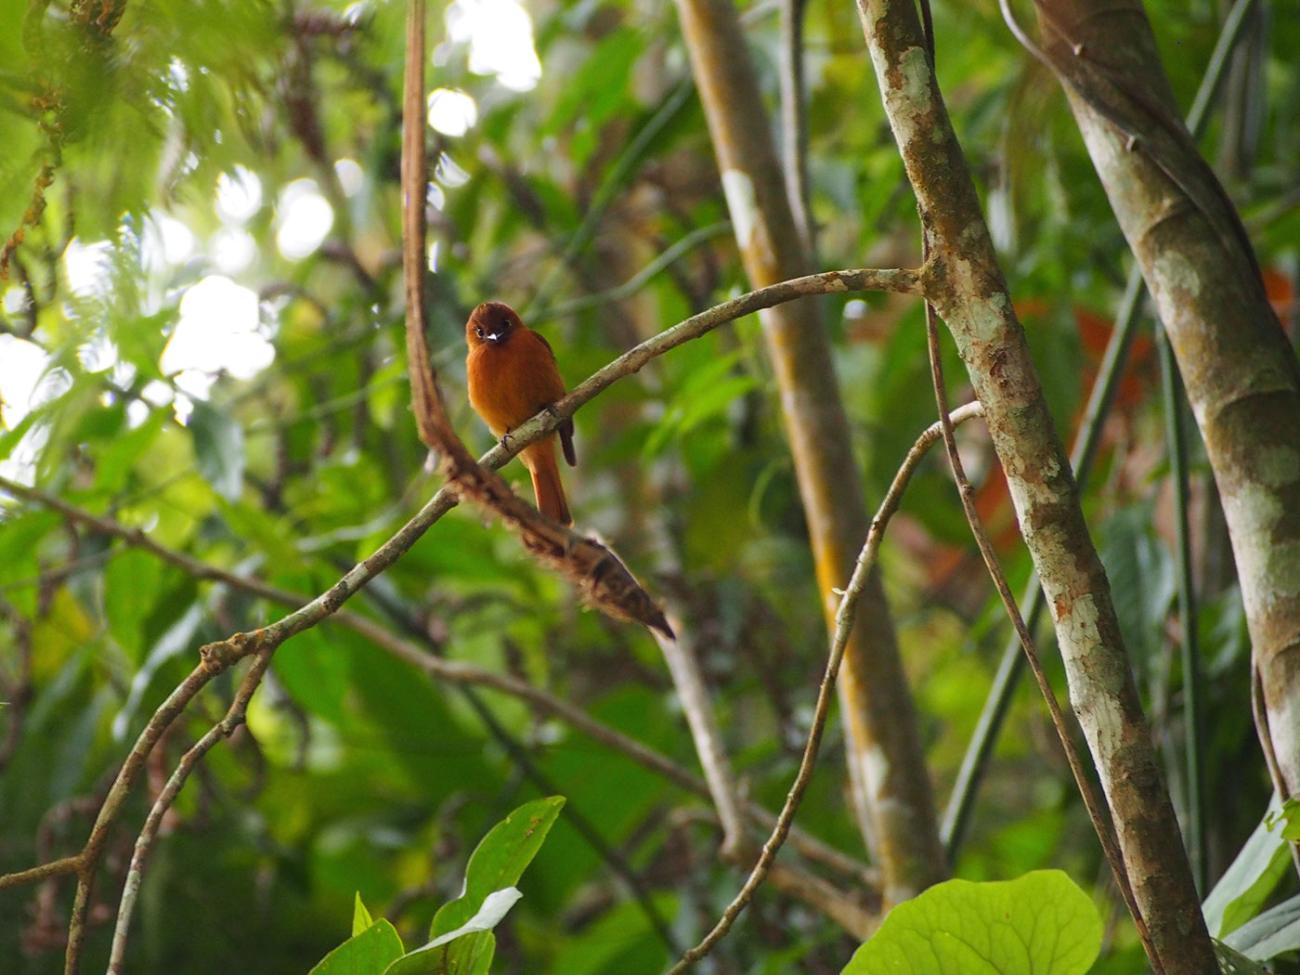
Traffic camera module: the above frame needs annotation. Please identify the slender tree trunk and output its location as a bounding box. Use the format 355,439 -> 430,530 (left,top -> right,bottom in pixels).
1036,0 -> 1300,798
853,1 -> 1217,971
672,0 -> 947,902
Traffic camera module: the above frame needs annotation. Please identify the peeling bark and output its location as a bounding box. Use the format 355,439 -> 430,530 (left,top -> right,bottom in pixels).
672,0 -> 947,902
1036,0 -> 1300,799
855,1 -> 1217,971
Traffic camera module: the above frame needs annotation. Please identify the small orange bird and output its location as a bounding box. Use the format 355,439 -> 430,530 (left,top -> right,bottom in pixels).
465,301 -> 577,525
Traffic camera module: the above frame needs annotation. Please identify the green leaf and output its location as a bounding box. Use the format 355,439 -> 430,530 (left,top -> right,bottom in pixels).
428,796 -> 564,939
840,870 -> 1101,975
309,919 -> 404,975
353,893 -> 375,938
385,889 -> 521,975
383,933 -> 493,975
92,407 -> 168,493
189,400 -> 244,501
1203,796 -> 1293,938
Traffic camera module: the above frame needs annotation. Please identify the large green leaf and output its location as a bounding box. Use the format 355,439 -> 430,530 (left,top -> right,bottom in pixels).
840,870 -> 1101,975
377,797 -> 565,975
1224,895 -> 1300,962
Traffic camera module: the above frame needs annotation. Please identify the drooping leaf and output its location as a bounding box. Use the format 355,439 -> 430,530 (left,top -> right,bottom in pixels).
1213,940 -> 1273,974
1224,894 -> 1300,962
1203,795 -> 1293,938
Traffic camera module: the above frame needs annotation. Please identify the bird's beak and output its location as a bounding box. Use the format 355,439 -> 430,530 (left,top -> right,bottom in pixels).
484,331 -> 503,343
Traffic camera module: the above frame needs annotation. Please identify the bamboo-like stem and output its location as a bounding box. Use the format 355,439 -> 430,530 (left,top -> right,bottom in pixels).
672,0 -> 946,898
778,0 -> 813,254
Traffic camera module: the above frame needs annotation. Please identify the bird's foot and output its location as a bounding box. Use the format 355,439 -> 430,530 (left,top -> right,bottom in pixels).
499,431 -> 515,452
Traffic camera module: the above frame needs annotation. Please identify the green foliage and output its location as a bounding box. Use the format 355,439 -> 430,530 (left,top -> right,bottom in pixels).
0,0 -> 1295,972
309,798 -> 563,975
428,796 -> 564,939
840,871 -> 1102,975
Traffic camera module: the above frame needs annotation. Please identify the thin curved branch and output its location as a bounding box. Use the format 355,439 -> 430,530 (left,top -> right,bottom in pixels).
654,615 -> 746,855
922,312 -> 1160,970
107,648 -> 274,972
666,401 -> 984,973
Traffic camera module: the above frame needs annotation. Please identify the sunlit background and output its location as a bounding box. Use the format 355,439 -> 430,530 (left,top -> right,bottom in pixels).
0,0 -> 535,486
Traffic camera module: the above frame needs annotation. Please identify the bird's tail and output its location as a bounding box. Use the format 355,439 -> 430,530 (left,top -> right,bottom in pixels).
524,441 -> 571,526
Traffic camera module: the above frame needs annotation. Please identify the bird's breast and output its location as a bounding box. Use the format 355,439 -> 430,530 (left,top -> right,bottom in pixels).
467,335 -> 565,436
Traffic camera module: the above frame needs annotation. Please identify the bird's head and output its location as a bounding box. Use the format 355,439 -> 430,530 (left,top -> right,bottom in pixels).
466,301 -> 522,348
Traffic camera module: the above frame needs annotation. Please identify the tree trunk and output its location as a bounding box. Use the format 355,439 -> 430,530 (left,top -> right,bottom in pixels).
853,1 -> 1218,971
672,0 -> 947,903
1037,0 -> 1300,799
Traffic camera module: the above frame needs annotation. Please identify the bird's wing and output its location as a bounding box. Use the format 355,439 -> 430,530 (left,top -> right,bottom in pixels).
530,330 -> 576,466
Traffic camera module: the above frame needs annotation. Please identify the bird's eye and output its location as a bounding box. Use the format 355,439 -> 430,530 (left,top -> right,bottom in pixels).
475,326 -> 484,338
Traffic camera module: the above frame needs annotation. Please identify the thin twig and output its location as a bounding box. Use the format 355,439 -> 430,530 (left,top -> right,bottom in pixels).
0,854 -> 82,892
666,401 -> 984,973
535,222 -> 733,322
922,313 -> 1161,973
107,648 -> 275,971
654,613 -> 746,856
